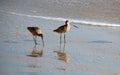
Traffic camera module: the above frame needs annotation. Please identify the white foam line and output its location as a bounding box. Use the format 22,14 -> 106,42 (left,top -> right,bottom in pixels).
10,12 -> 67,21
70,19 -> 120,27
1,10 -> 120,27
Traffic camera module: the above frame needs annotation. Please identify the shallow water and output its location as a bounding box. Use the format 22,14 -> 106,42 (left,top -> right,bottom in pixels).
0,11 -> 120,75
0,0 -> 120,75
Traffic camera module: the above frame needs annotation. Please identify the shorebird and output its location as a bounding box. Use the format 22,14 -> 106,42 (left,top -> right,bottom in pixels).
53,20 -> 70,50
27,27 -> 44,47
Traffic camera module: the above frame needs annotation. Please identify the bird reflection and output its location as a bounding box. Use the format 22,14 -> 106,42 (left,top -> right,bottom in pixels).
27,44 -> 44,57
54,51 -> 69,63
54,42 -> 70,63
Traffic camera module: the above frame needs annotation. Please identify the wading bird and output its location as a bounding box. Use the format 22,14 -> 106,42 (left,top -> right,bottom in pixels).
53,20 -> 70,50
27,27 -> 44,47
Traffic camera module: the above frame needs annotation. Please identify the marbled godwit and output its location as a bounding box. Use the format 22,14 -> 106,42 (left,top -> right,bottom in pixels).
53,20 -> 70,50
27,27 -> 44,47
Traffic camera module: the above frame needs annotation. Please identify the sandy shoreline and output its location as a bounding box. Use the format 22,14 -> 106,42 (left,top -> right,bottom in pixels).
0,11 -> 120,75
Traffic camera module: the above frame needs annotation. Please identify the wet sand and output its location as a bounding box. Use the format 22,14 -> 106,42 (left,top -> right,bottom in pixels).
0,11 -> 120,75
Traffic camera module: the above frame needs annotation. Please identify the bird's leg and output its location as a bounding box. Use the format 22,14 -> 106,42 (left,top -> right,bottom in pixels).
33,36 -> 37,45
63,40 -> 66,52
33,44 -> 36,51
60,34 -> 62,51
64,34 -> 66,43
35,36 -> 37,45
63,34 -> 66,52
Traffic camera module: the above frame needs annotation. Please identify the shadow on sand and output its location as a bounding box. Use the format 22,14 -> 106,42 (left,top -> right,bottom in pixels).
89,40 -> 112,44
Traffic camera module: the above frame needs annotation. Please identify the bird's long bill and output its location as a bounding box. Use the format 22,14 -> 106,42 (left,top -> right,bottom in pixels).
41,35 -> 44,47
72,25 -> 79,28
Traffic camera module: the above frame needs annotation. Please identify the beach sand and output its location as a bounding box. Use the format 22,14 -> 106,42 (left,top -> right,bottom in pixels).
0,11 -> 120,75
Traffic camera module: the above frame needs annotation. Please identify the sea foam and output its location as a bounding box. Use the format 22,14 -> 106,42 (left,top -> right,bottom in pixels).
1,10 -> 120,27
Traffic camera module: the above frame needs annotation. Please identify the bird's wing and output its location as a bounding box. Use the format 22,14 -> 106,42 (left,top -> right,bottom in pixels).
57,25 -> 67,31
